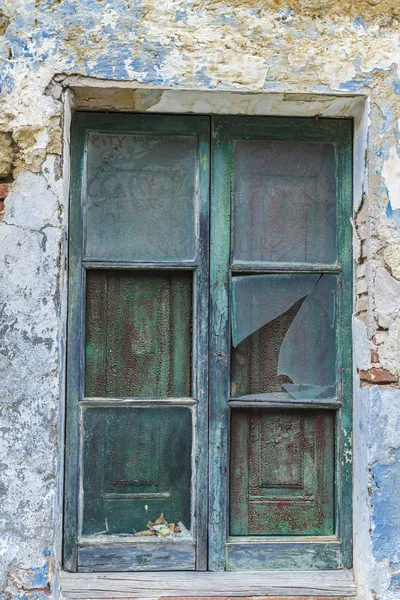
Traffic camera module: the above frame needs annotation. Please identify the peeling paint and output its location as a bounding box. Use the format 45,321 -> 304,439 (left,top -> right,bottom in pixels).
0,0 -> 400,598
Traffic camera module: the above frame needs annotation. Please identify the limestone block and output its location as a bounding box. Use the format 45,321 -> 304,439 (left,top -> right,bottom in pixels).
383,243 -> 400,281
0,132 -> 13,178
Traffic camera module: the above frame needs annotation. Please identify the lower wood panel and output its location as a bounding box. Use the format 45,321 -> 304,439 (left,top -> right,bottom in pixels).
225,541 -> 342,571
230,409 -> 335,537
77,541 -> 195,571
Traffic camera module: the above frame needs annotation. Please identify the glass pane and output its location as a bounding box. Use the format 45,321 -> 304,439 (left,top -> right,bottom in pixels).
278,276 -> 337,400
85,134 -> 197,261
85,270 -> 192,398
82,407 -> 192,537
230,408 -> 335,536
232,140 -> 337,264
231,274 -> 319,348
231,275 -> 337,401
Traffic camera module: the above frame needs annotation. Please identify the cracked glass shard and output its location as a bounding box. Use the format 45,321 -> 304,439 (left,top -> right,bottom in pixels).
231,274 -> 319,348
277,275 -> 337,400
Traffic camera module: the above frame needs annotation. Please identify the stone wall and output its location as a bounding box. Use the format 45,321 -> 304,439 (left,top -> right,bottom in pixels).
1,1 -> 400,598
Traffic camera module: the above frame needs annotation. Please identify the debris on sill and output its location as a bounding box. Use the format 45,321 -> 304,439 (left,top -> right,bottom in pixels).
134,513 -> 190,538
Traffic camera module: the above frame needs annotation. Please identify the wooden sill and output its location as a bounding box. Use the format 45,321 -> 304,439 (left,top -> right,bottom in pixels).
60,569 -> 356,599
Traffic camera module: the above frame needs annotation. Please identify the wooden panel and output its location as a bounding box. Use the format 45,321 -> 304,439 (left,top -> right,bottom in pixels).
229,399 -> 341,410
85,270 -> 192,398
78,541 -> 195,572
60,569 -> 357,598
230,409 -> 335,536
82,406 -> 192,537
225,541 -> 342,570
209,118 -> 232,571
85,134 -> 197,261
232,140 -> 337,265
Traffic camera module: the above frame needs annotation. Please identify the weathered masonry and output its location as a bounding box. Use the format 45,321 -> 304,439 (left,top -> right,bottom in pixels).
1,3 -> 400,600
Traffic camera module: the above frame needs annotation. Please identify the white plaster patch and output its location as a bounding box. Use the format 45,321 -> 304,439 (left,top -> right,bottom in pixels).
353,316 -> 372,371
101,7 -> 120,30
382,146 -> 400,211
3,172 -> 59,231
362,35 -> 400,74
374,267 -> 400,319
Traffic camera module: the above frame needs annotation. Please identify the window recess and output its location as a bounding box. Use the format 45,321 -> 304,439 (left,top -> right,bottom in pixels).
65,113 -> 352,573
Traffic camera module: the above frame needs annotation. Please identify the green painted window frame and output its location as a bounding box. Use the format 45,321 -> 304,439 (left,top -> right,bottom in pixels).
64,113 -> 210,572
64,113 -> 353,573
209,116 -> 353,571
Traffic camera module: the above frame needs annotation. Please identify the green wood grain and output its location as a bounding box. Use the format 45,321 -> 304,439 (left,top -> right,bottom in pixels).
209,118 -> 232,571
78,541 -> 196,572
85,270 -> 192,398
193,116 -> 211,570
230,409 -> 334,536
82,406 -> 192,536
64,114 -> 88,571
336,126 -> 354,569
225,540 -> 343,570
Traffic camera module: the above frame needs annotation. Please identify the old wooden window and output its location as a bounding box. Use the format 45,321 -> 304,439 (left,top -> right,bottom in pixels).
64,114 -> 352,573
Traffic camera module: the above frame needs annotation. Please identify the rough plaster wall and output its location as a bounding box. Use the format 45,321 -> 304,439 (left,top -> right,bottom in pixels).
1,1 -> 400,599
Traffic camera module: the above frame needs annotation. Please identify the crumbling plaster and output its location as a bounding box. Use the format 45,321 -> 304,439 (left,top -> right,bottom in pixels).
1,2 -> 400,599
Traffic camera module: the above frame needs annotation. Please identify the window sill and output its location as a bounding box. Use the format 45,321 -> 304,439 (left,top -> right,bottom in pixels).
60,569 -> 356,599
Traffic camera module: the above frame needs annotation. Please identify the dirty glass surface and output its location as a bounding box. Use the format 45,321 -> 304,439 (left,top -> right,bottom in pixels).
85,270 -> 192,398
278,275 -> 337,399
232,140 -> 337,264
82,406 -> 192,537
231,274 -> 319,348
231,275 -> 337,400
85,134 -> 197,261
230,408 -> 335,536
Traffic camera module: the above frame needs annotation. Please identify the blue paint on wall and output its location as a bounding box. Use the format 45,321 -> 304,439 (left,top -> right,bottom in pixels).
381,104 -> 394,132
371,448 -> 400,568
175,9 -> 187,22
31,562 -> 48,589
386,201 -> 400,222
354,17 -> 366,28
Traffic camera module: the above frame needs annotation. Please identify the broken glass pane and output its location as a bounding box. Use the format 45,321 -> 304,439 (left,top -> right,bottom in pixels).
232,140 -> 337,264
278,276 -> 337,400
231,275 -> 337,401
85,134 -> 197,261
231,274 -> 319,348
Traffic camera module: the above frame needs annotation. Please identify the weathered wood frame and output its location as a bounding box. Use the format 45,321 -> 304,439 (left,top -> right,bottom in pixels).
65,112 -> 352,573
209,116 -> 353,571
64,113 -> 210,571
